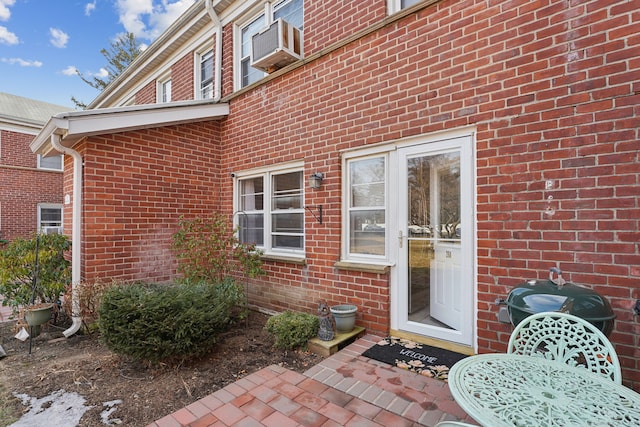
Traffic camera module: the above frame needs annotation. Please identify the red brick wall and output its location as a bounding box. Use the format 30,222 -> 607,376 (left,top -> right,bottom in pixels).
135,81 -> 156,104
171,52 -> 195,101
304,0 -> 384,56
1,129 -> 37,167
0,129 -> 63,241
78,122 -> 223,283
221,26 -> 234,97
79,0 -> 640,388
213,0 -> 639,386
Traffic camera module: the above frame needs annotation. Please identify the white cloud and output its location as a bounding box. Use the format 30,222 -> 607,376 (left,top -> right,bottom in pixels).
0,25 -> 17,44
85,1 -> 97,16
92,68 -> 109,78
68,66 -> 109,78
62,65 -> 79,76
116,0 -> 195,40
50,28 -> 69,48
0,0 -> 16,22
1,57 -> 42,67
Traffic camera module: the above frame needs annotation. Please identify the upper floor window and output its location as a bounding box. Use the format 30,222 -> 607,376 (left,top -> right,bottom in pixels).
198,49 -> 214,99
235,165 -> 304,256
38,204 -> 63,234
38,154 -> 63,171
159,77 -> 172,103
237,0 -> 303,89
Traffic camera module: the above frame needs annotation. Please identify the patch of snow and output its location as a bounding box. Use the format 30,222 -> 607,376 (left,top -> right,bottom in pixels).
101,399 -> 123,425
10,389 -> 93,427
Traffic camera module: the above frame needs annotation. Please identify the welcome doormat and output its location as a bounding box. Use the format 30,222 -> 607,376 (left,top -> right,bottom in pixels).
362,337 -> 468,381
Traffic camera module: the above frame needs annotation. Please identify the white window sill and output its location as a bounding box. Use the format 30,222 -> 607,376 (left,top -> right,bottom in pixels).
261,254 -> 306,265
334,261 -> 391,274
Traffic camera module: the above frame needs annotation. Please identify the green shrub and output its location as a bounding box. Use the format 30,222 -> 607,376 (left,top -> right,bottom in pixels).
99,279 -> 244,362
0,233 -> 70,315
265,311 -> 319,350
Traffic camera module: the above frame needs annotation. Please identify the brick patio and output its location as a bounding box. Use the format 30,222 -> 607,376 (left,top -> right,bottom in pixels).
148,335 -> 476,427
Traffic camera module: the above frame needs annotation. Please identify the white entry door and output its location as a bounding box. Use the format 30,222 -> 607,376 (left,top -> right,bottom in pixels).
395,135 -> 474,346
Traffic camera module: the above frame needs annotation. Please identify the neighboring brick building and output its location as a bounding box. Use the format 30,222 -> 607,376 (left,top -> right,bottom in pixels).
0,92 -> 68,241
32,0 -> 640,389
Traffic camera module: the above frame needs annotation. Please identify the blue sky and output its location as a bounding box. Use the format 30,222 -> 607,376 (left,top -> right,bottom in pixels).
0,0 -> 196,109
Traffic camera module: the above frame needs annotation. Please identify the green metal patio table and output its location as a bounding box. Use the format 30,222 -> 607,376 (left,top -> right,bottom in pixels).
448,353 -> 640,426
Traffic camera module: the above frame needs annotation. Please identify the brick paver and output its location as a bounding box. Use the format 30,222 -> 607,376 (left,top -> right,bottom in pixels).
147,334 -> 475,426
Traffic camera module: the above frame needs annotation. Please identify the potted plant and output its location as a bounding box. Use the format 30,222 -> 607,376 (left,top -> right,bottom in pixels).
0,233 -> 71,335
330,304 -> 358,333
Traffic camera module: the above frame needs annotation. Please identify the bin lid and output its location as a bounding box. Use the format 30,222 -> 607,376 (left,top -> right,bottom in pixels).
505,279 -> 615,322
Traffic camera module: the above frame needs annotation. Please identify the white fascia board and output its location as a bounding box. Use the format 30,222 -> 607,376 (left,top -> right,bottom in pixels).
0,116 -> 43,135
31,100 -> 229,155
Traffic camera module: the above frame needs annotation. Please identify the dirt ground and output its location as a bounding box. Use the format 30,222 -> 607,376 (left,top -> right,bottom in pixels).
0,310 -> 324,427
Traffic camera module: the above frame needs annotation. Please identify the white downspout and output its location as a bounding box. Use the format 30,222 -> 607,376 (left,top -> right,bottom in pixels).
205,0 -> 222,102
50,134 -> 83,338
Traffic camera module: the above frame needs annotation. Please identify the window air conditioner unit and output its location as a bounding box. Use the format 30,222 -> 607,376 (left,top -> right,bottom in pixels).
42,226 -> 62,235
251,18 -> 302,73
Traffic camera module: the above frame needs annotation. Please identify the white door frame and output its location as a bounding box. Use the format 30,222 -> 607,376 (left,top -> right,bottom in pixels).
390,130 -> 477,347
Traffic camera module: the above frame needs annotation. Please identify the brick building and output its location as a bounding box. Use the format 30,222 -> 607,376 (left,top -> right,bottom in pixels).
0,92 -> 68,241
31,0 -> 640,388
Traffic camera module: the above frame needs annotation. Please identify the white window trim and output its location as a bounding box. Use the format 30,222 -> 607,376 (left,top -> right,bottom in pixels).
37,154 -> 64,171
195,46 -> 214,100
157,73 -> 172,103
37,203 -> 63,234
342,152 -> 392,265
233,161 -> 305,258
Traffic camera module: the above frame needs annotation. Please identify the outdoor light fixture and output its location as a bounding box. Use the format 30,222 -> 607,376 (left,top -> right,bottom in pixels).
306,172 -> 324,224
308,172 -> 324,189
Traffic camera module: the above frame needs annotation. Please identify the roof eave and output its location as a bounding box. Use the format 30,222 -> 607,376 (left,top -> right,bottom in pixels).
87,1 -> 210,109
31,100 -> 229,156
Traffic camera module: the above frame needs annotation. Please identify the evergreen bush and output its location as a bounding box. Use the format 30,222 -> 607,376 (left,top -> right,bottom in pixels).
265,311 -> 319,350
99,279 -> 244,362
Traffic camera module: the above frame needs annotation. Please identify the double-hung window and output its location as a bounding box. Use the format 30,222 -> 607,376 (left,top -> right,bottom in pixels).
237,0 -> 303,89
159,77 -> 172,103
345,155 -> 387,261
198,49 -> 214,99
237,166 -> 304,255
38,204 -> 63,234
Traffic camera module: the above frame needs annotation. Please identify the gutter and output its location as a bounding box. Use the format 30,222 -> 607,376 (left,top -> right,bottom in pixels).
205,0 -> 222,102
50,134 -> 83,338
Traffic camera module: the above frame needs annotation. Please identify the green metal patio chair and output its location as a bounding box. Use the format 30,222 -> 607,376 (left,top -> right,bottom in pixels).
507,311 -> 621,383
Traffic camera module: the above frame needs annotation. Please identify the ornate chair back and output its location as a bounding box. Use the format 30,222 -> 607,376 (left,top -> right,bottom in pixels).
507,311 -> 621,383
435,422 -> 477,426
